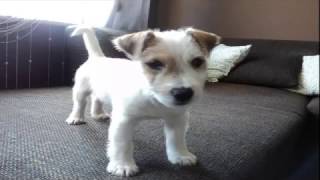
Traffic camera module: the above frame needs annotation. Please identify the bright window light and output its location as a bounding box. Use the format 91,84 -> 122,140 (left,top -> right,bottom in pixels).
0,0 -> 114,27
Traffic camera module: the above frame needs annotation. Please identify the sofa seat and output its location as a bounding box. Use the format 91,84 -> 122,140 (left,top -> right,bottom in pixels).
0,83 -> 310,180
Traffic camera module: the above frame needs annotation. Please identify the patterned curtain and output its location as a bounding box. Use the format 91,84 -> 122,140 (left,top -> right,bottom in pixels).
0,17 -> 66,89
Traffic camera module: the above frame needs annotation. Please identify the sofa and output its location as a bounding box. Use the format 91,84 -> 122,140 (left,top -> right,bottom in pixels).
0,30 -> 318,180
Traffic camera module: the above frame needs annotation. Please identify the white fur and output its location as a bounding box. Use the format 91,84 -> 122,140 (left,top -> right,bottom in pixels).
66,27 -> 215,176
71,26 -> 105,58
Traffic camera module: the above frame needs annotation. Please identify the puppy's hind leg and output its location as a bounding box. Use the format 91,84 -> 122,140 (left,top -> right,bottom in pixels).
66,85 -> 89,125
90,95 -> 110,120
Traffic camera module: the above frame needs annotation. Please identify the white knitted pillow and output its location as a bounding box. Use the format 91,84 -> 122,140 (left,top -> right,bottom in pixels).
207,44 -> 251,82
290,55 -> 319,95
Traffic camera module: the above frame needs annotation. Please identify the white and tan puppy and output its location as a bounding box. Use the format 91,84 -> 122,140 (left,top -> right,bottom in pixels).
67,26 -> 220,177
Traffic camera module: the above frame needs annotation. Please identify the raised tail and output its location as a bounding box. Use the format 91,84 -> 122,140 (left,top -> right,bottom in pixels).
70,26 -> 105,58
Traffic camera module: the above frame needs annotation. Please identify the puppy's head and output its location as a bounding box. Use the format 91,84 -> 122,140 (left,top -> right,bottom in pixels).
113,28 -> 221,108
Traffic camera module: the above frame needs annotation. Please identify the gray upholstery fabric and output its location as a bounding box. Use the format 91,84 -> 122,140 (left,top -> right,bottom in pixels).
221,39 -> 318,89
307,97 -> 319,118
223,55 -> 303,88
0,83 -> 310,180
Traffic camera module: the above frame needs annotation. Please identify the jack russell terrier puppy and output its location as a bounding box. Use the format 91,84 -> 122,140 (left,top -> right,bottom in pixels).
67,26 -> 221,177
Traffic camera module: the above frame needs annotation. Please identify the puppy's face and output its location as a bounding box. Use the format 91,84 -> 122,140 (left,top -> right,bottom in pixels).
113,28 -> 221,108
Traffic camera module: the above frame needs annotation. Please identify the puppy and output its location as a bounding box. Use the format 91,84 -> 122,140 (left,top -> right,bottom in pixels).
66,26 -> 221,177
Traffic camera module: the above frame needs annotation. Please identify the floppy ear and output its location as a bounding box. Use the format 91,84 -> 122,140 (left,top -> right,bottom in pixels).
112,30 -> 156,59
186,28 -> 221,54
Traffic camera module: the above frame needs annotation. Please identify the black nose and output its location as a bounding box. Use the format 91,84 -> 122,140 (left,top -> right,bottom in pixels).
170,87 -> 194,105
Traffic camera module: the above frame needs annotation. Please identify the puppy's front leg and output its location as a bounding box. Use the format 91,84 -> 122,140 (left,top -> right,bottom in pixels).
164,112 -> 197,166
107,113 -> 138,177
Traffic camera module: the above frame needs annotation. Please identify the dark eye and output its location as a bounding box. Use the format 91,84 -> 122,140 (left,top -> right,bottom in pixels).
191,57 -> 205,68
145,59 -> 164,70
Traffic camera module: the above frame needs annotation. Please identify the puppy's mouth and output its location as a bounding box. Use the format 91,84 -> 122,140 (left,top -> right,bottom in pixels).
173,99 -> 192,106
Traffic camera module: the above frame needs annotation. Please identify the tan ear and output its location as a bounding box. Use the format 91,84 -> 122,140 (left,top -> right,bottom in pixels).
186,28 -> 221,54
112,30 -> 156,59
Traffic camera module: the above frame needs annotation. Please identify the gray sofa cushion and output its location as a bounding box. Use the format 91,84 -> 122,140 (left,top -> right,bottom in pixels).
0,83 -> 309,180
222,55 -> 303,88
221,39 -> 318,89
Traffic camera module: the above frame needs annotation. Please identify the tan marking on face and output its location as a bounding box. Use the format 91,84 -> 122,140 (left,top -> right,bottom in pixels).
114,30 -> 158,58
142,32 -> 157,52
190,56 -> 207,70
188,29 -> 221,55
117,33 -> 135,55
141,46 -> 180,83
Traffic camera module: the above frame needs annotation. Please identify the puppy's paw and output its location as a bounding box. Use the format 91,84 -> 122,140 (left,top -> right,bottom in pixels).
168,152 -> 197,166
91,113 -> 110,121
107,161 -> 139,177
66,117 -> 86,125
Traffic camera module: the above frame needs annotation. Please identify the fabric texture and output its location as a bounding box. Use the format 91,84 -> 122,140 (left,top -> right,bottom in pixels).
207,44 -> 251,82
223,55 -> 303,88
290,55 -> 319,95
0,83 -> 310,180
106,0 -> 150,32
307,97 -> 319,118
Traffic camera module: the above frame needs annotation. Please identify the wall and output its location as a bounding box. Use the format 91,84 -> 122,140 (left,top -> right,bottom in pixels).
155,0 -> 319,41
